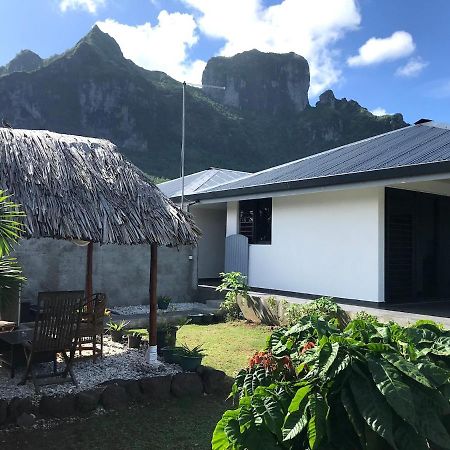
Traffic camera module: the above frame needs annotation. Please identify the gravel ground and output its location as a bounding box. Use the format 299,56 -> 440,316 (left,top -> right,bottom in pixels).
110,302 -> 207,316
0,336 -> 180,401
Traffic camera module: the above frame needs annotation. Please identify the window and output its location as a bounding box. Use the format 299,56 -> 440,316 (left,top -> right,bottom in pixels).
239,198 -> 272,244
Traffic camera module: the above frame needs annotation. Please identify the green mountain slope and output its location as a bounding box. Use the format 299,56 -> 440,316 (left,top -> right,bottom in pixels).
0,26 -> 407,178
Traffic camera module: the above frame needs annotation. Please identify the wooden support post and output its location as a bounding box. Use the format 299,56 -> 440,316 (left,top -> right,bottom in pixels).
149,243 -> 158,347
85,241 -> 93,304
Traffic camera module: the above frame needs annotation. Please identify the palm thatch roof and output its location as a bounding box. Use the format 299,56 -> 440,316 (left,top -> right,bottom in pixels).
0,128 -> 199,246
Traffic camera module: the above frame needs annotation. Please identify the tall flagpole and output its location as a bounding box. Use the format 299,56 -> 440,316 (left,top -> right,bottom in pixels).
179,81 -> 225,211
180,81 -> 186,211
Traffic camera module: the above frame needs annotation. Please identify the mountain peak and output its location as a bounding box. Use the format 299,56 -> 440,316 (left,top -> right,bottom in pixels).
72,25 -> 124,62
0,49 -> 42,76
202,49 -> 310,114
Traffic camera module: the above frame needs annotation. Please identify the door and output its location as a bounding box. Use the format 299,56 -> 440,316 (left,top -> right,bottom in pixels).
385,188 -> 450,303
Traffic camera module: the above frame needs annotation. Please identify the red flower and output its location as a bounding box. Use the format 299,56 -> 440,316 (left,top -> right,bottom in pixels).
300,341 -> 316,354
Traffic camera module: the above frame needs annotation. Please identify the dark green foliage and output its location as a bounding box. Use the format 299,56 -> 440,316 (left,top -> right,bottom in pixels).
217,272 -> 248,320
212,317 -> 450,450
0,28 -> 407,179
285,297 -> 350,329
157,295 -> 171,310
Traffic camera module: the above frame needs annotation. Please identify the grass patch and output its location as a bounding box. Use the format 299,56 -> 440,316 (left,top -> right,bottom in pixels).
0,321 -> 270,450
177,321 -> 270,376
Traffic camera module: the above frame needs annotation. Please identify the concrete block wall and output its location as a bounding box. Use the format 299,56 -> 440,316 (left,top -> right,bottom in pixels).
13,238 -> 198,307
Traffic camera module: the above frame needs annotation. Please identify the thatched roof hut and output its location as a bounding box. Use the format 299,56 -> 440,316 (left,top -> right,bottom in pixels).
0,127 -> 199,246
0,127 -> 199,361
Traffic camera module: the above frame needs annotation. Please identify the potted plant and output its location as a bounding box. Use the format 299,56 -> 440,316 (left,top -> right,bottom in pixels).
157,295 -> 172,310
160,345 -> 183,364
155,322 -> 178,354
106,320 -> 129,343
174,344 -> 206,371
126,329 -> 146,349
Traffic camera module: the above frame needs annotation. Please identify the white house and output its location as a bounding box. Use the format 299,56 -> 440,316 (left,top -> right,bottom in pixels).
161,120 -> 450,304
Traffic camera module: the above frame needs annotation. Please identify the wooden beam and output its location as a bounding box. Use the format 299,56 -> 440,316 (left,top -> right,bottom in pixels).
149,243 -> 158,347
85,241 -> 93,303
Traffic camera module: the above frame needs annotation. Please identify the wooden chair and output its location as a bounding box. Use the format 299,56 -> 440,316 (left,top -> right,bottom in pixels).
77,293 -> 106,360
19,292 -> 83,394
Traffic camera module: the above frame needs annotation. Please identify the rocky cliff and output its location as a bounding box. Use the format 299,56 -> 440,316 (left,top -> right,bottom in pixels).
202,50 -> 310,115
0,26 -> 407,178
0,50 -> 43,76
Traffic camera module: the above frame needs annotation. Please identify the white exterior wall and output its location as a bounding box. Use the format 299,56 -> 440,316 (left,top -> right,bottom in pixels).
226,187 -> 385,302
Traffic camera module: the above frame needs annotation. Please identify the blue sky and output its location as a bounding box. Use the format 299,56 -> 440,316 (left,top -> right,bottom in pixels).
0,0 -> 449,123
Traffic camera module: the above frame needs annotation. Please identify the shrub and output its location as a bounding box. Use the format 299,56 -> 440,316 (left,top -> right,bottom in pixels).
157,295 -> 172,310
285,297 -> 350,329
353,310 -> 380,325
216,272 -> 248,320
212,317 -> 450,450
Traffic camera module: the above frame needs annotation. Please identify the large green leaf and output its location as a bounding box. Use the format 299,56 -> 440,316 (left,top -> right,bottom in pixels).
282,407 -> 309,442
307,392 -> 328,449
349,371 -> 397,449
251,392 -> 284,441
341,386 -> 366,447
212,410 -> 240,450
382,353 -> 434,388
409,382 -> 450,449
288,384 -> 311,413
417,360 -> 450,387
318,342 -> 339,378
394,423 -> 429,450
367,356 -> 416,427
283,385 -> 311,442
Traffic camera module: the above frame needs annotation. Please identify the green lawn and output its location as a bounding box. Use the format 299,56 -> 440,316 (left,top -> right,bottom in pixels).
177,322 -> 270,376
0,322 -> 270,450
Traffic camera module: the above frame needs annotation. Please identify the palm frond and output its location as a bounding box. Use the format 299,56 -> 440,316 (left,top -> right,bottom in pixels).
0,190 -> 25,257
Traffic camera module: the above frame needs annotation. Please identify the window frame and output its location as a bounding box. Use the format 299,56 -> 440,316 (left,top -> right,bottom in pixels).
238,197 -> 272,245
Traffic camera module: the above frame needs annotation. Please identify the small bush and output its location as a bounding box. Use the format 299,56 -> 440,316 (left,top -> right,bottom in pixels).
216,272 -> 248,321
353,310 -> 380,325
157,295 -> 171,310
285,297 -> 350,329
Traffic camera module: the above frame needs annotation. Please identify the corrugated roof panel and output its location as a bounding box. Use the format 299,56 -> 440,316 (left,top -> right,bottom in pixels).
203,123 -> 450,195
159,168 -> 250,198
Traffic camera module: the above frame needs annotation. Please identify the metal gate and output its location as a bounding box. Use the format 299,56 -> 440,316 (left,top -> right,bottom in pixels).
224,234 -> 249,277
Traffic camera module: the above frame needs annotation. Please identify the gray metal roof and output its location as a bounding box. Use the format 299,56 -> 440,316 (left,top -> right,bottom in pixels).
158,168 -> 250,198
191,122 -> 450,200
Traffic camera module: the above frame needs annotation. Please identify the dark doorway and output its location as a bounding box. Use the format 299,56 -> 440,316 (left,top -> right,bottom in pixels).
385,188 -> 450,303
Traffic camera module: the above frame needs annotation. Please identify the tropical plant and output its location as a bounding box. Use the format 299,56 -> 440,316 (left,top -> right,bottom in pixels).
126,328 -> 148,337
106,320 -> 130,332
174,343 -> 206,358
285,297 -> 350,329
353,310 -> 380,325
0,190 -> 25,306
216,272 -> 248,320
157,295 -> 172,310
212,316 -> 450,450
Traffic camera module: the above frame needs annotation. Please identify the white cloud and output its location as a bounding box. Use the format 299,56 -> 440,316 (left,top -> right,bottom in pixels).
396,57 -> 428,77
371,107 -> 390,116
59,0 -> 105,14
182,0 -> 361,95
97,12 -> 206,83
347,31 -> 415,67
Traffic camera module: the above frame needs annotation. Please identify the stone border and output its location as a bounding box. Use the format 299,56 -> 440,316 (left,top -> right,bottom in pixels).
0,366 -> 229,428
